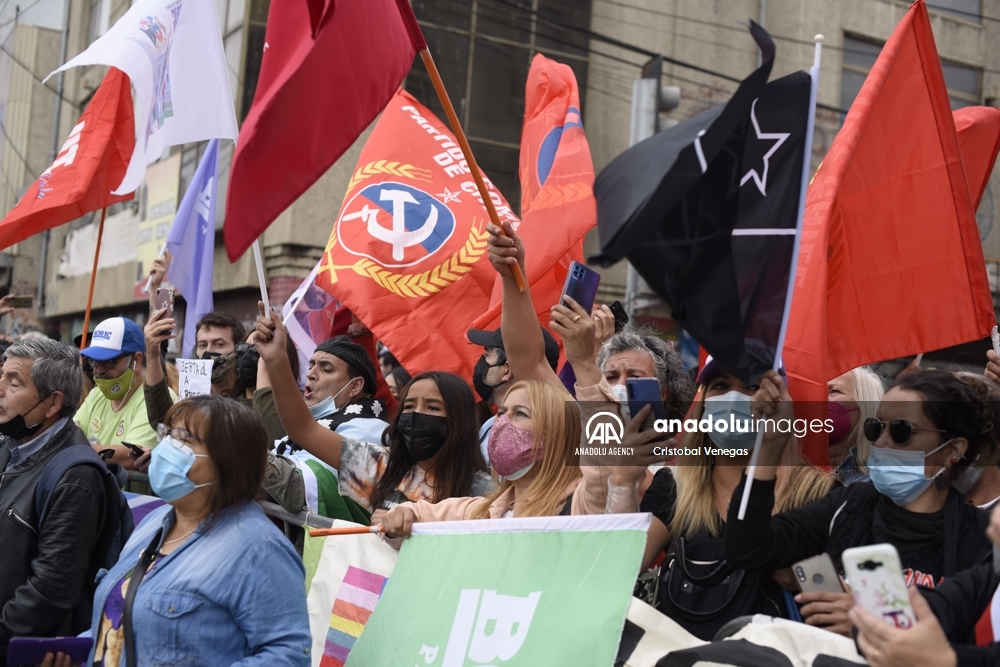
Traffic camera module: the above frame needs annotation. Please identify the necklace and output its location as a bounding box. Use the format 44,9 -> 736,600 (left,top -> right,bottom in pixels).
162,528 -> 195,546
714,478 -> 732,508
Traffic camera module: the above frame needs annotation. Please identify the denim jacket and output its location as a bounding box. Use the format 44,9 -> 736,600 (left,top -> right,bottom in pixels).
88,501 -> 310,667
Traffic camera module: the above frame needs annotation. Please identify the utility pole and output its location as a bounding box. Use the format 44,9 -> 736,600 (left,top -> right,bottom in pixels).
624,56 -> 679,319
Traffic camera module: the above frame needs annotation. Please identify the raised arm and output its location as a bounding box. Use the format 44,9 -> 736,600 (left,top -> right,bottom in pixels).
486,221 -> 561,386
254,304 -> 345,470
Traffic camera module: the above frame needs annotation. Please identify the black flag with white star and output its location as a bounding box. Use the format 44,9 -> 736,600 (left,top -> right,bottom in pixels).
590,29 -> 811,384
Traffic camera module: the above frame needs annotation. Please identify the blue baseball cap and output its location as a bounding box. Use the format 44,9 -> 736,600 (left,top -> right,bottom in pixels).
80,317 -> 145,361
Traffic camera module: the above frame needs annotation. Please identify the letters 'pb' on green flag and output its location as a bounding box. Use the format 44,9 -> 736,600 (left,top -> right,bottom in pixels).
346,513 -> 650,667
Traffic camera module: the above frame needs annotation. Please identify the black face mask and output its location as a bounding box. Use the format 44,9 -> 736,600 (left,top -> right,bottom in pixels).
235,344 -> 260,390
472,355 -> 505,402
0,398 -> 46,441
397,412 -> 449,461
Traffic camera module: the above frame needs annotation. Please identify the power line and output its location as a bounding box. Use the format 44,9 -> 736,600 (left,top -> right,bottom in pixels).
0,116 -> 37,180
0,42 -> 80,110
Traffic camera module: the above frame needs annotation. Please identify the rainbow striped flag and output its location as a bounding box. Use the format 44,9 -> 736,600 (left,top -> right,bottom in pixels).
304,522 -> 398,667
320,567 -> 388,667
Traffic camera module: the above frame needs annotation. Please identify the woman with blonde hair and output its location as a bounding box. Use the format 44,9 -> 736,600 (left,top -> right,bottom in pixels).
634,355 -> 837,640
382,379 -> 588,535
829,365 -> 885,484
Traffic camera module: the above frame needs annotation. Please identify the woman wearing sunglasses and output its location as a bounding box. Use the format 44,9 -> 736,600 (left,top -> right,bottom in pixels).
84,395 -> 310,667
724,369 -> 992,637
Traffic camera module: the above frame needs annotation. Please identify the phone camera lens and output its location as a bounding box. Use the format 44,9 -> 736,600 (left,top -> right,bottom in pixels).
794,567 -> 806,583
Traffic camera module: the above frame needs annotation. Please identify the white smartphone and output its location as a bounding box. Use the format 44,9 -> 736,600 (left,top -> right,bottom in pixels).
842,544 -> 915,629
792,553 -> 843,594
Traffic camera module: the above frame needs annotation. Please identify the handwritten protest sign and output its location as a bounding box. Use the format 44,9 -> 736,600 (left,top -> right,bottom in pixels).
176,358 -> 212,398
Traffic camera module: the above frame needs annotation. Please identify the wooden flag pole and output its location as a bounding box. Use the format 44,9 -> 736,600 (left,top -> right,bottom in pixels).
80,207 -> 107,349
309,525 -> 385,537
418,47 -> 527,292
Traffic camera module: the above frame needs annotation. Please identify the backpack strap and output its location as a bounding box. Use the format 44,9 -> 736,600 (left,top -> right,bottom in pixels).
34,445 -> 112,526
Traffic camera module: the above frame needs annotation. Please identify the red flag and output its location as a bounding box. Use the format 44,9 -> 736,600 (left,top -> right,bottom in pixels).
784,0 -> 994,464
223,0 -> 425,261
0,67 -> 133,250
954,106 -> 1000,209
314,89 -> 519,382
471,54 -> 596,339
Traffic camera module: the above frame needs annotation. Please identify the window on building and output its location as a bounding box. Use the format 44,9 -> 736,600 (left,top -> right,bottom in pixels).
927,0 -> 981,22
408,0 -> 592,215
841,34 -> 981,111
216,0 -> 270,122
87,0 -> 111,42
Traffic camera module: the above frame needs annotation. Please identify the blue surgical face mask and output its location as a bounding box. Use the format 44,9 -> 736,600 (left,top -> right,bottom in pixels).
149,436 -> 213,503
307,379 -> 357,419
702,391 -> 757,450
868,439 -> 952,506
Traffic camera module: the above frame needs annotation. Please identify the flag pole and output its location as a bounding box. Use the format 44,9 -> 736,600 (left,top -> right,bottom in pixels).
252,239 -> 271,315
417,48 -> 527,292
738,35 -> 824,520
141,242 -> 167,294
80,207 -> 107,349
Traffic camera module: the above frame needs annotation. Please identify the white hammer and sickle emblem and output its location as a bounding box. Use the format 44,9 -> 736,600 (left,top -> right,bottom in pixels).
342,188 -> 438,261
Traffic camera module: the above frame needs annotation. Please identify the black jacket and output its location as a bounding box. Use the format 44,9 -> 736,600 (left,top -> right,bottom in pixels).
923,562 -> 1000,667
0,418 -> 108,662
724,476 -> 991,583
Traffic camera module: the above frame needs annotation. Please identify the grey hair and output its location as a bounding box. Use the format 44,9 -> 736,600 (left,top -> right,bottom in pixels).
597,325 -> 695,420
3,338 -> 84,417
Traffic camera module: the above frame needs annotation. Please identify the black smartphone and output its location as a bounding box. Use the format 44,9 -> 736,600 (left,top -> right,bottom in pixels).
559,261 -> 601,314
608,300 -> 629,332
122,441 -> 145,458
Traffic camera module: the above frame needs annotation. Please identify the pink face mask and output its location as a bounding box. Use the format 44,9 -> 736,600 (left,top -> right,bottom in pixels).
828,402 -> 859,446
488,413 -> 542,479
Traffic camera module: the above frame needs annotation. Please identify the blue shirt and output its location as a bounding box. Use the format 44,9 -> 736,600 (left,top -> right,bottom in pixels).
4,416 -> 70,470
89,501 -> 310,667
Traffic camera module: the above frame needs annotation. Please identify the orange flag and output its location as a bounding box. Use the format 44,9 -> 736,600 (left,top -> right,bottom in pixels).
314,89 -> 519,381
783,0 -> 994,465
0,67 -> 134,250
471,54 -> 597,337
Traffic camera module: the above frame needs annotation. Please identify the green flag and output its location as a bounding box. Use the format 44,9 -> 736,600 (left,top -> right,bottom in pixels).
346,513 -> 649,666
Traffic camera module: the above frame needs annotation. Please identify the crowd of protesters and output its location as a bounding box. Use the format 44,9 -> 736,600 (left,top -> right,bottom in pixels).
1,220 -> 1000,667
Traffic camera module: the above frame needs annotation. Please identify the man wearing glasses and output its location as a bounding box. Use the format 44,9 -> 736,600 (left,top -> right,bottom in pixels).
75,317 -> 159,469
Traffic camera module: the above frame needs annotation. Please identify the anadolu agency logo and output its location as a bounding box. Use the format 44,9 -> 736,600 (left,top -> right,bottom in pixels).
584,411 -> 625,446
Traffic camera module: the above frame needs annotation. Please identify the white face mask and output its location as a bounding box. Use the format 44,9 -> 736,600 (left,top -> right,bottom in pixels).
610,384 -> 628,404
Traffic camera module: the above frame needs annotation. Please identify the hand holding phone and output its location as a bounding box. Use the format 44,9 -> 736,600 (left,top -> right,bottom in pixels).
792,553 -> 843,594
559,261 -> 601,314
626,377 -> 665,432
154,287 -> 175,333
122,441 -> 146,458
608,301 -> 629,333
842,544 -> 915,629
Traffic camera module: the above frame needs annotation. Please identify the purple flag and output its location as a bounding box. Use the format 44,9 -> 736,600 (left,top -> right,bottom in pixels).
166,139 -> 219,358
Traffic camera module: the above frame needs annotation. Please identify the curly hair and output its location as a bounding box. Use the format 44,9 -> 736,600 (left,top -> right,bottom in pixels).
889,369 -> 993,482
596,325 -> 695,420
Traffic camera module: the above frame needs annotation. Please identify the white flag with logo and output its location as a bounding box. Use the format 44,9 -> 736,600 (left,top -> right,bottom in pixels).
46,0 -> 238,195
